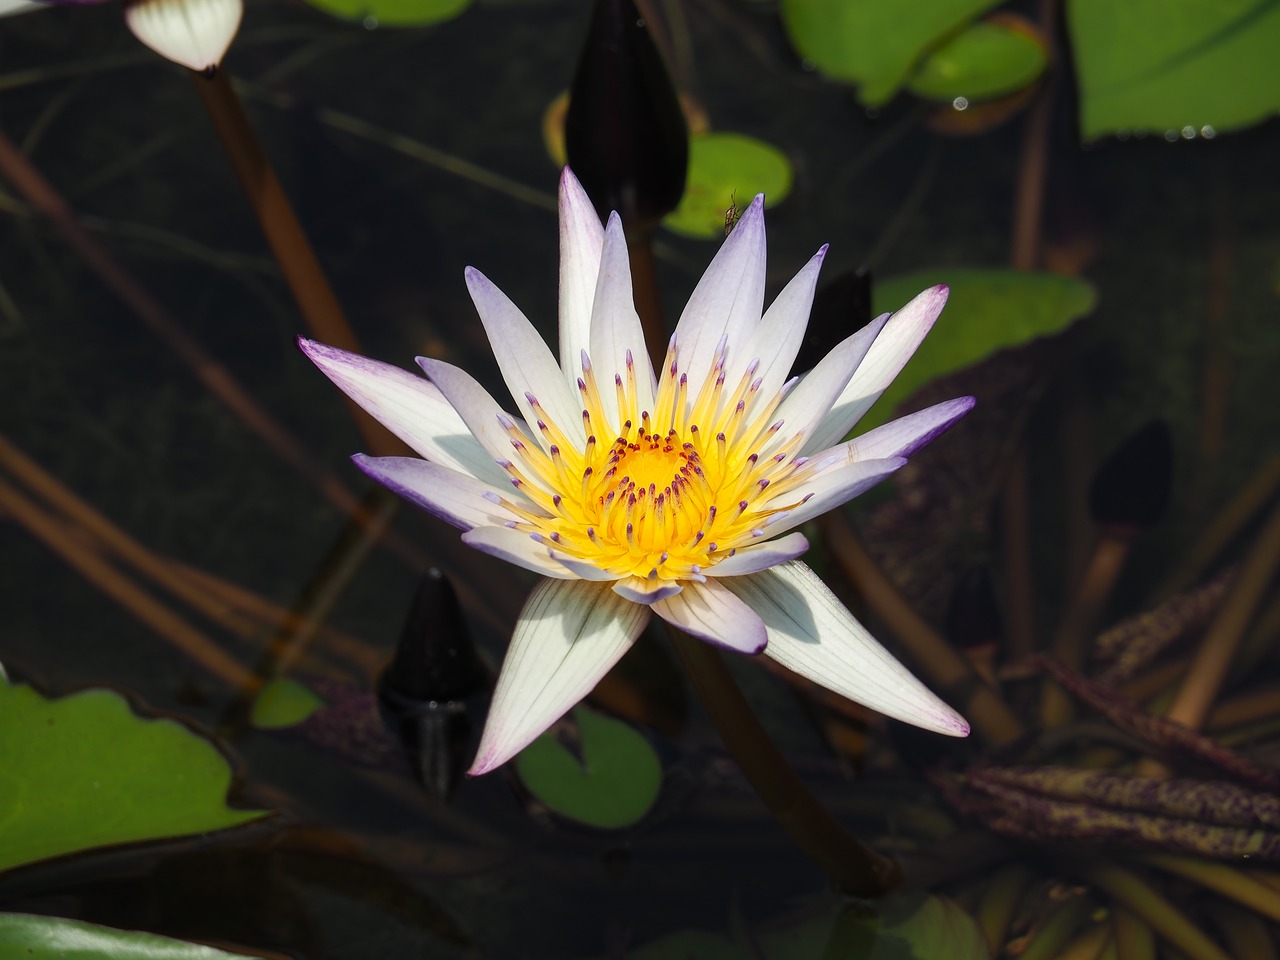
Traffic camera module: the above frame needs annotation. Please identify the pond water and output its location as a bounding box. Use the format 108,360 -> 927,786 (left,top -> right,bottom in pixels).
1,1 -> 1278,957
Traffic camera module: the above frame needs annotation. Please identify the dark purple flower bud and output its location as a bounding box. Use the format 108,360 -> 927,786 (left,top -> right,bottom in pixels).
794,266 -> 872,375
564,0 -> 688,225
1088,420 -> 1173,529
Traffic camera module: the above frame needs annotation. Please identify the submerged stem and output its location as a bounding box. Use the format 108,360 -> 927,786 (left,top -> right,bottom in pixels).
666,625 -> 901,897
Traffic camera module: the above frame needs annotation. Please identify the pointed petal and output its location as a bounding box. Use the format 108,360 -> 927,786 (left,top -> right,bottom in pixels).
739,246 -> 827,406
807,396 -> 976,472
352,454 -> 512,531
765,457 -> 906,536
299,338 -> 504,486
804,284 -> 950,453
469,579 -> 650,774
773,314 -> 889,444
726,562 -> 969,736
558,168 -> 605,377
465,267 -> 585,449
613,576 -> 683,604
549,553 -> 619,581
588,213 -> 656,429
653,579 -> 767,654
416,357 -> 536,483
672,195 -> 767,392
461,526 -> 575,580
704,531 -> 810,577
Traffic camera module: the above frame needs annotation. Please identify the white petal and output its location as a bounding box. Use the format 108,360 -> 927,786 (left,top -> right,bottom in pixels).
807,397 -> 976,472
739,246 -> 827,407
465,268 -> 585,449
653,580 -> 767,654
804,284 -> 949,454
461,526 -> 575,580
772,315 -> 889,444
125,0 -> 241,72
469,579 -> 650,774
352,455 -> 513,531
612,577 -> 683,604
704,531 -> 810,577
588,213 -> 656,429
549,553 -> 619,581
725,562 -> 969,736
416,357 -> 533,479
299,338 -> 504,487
765,457 -> 906,536
672,195 -> 767,393
558,168 -> 605,378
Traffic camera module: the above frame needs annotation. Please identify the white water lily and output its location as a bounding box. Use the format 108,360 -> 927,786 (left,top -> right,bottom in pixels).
302,168 -> 972,775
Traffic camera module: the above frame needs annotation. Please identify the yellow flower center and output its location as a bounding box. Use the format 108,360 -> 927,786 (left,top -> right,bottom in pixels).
493,343 -> 814,583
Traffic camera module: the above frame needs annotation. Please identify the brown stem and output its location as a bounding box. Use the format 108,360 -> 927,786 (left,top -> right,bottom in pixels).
820,512 -> 1024,746
193,68 -> 396,457
667,627 -> 901,897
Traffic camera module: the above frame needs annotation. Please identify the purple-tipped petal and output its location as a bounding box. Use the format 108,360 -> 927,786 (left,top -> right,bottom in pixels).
612,576 -> 683,604
465,267 -> 585,449
588,213 -> 656,427
764,457 -> 907,537
469,578 -> 650,774
704,532 -> 810,577
558,168 -> 606,378
671,195 -> 767,391
808,396 -> 976,471
549,552 -> 620,582
653,580 -> 768,654
298,338 -> 504,486
738,245 -> 828,407
352,454 -> 512,531
461,526 -> 576,580
804,284 -> 950,454
725,562 -> 969,736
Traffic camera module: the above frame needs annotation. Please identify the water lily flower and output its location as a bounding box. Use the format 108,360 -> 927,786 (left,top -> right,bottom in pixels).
302,168 -> 972,775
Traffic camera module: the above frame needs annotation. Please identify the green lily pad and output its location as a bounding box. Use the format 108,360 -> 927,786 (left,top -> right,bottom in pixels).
0,679 -> 267,873
862,269 -> 1095,429
1068,0 -> 1280,139
0,913 -> 255,959
663,132 -> 792,240
907,20 -> 1047,102
249,677 -> 326,730
780,0 -> 1002,105
302,0 -> 471,28
515,705 -> 661,829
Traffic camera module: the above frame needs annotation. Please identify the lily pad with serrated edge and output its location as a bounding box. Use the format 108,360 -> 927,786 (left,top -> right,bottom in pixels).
302,0 -> 470,28
0,678 -> 267,873
515,705 -> 661,829
780,0 -> 1002,106
859,269 -> 1096,430
662,132 -> 791,240
0,913 -> 256,959
1068,0 -> 1280,139
907,19 -> 1047,102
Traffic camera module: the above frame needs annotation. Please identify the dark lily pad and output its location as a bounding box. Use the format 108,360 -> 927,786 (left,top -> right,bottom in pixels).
302,0 -> 471,28
907,19 -> 1047,102
780,0 -> 1002,105
515,705 -> 661,829
1068,0 -> 1280,139
862,269 -> 1095,429
249,677 -> 326,730
0,678 -> 267,873
662,132 -> 791,239
0,913 -> 255,959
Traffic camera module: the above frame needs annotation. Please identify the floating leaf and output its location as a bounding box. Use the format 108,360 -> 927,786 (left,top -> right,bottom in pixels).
1068,0 -> 1280,139
811,894 -> 991,960
780,0 -> 1001,105
629,930 -> 744,960
302,0 -> 470,28
862,269 -> 1095,429
0,914 -> 254,959
515,705 -> 661,829
662,132 -> 791,239
249,677 -> 326,730
907,19 -> 1047,102
0,679 -> 267,873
